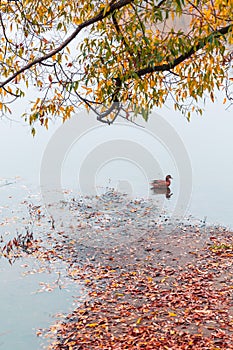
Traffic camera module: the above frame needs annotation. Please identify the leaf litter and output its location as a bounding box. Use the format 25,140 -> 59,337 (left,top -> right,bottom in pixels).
0,190 -> 232,349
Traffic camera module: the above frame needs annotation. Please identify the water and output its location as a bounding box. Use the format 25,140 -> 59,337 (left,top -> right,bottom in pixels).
0,259 -> 74,350
0,183 -> 83,350
0,96 -> 233,349
162,98 -> 233,227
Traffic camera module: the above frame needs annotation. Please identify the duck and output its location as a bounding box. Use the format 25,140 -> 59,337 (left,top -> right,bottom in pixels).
151,175 -> 173,189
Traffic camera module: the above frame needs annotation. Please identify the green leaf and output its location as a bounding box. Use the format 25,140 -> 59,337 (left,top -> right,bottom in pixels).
57,22 -> 62,30
31,127 -> 36,137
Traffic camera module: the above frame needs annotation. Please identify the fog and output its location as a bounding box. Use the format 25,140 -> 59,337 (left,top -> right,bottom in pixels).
0,93 -> 233,227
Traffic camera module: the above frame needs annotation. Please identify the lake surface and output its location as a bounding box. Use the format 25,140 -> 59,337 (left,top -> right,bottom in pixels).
1,96 -> 233,227
0,183 -> 85,350
0,96 -> 233,349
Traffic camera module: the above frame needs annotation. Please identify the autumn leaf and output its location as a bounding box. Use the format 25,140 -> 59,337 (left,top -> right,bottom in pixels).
210,91 -> 215,102
86,323 -> 99,327
0,0 -> 232,128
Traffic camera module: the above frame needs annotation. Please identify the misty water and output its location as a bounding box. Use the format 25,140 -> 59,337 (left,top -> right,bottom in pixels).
0,96 -> 233,349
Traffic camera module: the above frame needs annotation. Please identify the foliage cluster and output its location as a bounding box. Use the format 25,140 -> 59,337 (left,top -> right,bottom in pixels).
0,0 -> 232,130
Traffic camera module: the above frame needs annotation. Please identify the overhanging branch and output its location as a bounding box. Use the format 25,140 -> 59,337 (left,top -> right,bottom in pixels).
98,23 -> 232,122
0,0 -> 133,88
136,24 -> 232,77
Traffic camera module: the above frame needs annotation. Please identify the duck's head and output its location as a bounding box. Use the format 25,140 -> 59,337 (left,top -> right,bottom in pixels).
166,175 -> 173,181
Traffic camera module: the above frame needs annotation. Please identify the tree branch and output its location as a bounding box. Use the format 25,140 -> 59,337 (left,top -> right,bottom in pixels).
97,23 -> 232,123
112,12 -> 135,59
0,0 -> 133,88
135,24 -> 232,77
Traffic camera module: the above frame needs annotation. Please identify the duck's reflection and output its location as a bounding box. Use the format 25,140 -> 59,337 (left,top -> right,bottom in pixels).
151,186 -> 173,199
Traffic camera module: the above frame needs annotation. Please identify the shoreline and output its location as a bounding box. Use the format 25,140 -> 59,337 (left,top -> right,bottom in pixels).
40,212 -> 233,349
1,192 -> 233,349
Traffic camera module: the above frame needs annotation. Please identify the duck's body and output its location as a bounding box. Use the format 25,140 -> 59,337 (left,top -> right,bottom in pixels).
151,175 -> 172,189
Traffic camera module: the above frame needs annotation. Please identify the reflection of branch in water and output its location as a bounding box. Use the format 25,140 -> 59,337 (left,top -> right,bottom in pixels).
0,180 -> 14,188
151,186 -> 173,199
55,271 -> 62,290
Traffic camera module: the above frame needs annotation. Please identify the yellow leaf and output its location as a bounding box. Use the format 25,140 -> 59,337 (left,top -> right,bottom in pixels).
86,323 -> 99,327
168,312 -> 177,317
160,276 -> 168,283
81,85 -> 93,95
103,4 -> 110,16
150,80 -> 156,88
44,118 -> 49,129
